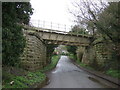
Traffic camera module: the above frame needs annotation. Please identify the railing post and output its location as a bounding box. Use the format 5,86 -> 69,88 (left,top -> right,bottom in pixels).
65,25 -> 66,32
77,27 -> 78,36
71,26 -> 72,35
43,20 -> 45,28
51,22 -> 52,29
58,24 -> 59,30
38,20 -> 40,27
71,25 -> 72,30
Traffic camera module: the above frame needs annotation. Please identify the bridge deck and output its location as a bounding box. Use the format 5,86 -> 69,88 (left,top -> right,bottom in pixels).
23,25 -> 92,46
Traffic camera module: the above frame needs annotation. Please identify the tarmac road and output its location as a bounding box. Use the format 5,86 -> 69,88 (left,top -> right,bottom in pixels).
44,56 -> 118,88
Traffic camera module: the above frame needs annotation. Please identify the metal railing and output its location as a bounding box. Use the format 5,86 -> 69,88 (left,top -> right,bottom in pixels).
28,19 -> 92,38
29,20 -> 73,32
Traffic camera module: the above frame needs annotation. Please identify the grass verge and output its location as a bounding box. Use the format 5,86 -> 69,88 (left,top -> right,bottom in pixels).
40,55 -> 60,72
105,69 -> 120,79
2,55 -> 60,88
68,53 -> 120,79
68,53 -> 77,61
76,60 -> 95,70
2,70 -> 46,88
68,53 -> 93,70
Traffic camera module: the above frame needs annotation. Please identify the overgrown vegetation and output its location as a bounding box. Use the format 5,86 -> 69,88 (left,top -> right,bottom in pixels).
69,25 -> 89,35
41,55 -> 60,72
2,3 -> 60,87
46,44 -> 58,64
106,69 -> 120,79
2,2 -> 33,66
68,1 -> 120,79
69,53 -> 94,70
69,53 -> 120,79
66,46 -> 77,60
2,70 -> 46,88
2,55 -> 60,88
68,53 -> 77,61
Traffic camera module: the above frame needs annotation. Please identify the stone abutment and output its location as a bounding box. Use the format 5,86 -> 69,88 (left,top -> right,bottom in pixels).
20,31 -> 47,71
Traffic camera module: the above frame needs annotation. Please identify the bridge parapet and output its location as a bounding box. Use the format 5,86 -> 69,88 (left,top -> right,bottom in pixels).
29,20 -> 92,37
23,25 -> 92,46
23,24 -> 92,38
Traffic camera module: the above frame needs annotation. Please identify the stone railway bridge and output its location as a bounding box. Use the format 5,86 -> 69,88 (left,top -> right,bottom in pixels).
19,23 -> 119,86
21,25 -> 92,71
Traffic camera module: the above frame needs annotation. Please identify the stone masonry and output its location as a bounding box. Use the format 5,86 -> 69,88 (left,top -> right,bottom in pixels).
77,39 -> 112,68
20,31 -> 47,71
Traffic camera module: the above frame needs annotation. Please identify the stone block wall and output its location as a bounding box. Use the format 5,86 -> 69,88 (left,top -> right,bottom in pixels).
94,43 -> 112,66
20,32 -> 47,71
76,46 -> 85,62
81,45 -> 95,65
77,41 -> 112,69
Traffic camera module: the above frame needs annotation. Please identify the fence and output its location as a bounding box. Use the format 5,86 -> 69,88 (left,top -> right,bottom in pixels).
29,20 -> 73,32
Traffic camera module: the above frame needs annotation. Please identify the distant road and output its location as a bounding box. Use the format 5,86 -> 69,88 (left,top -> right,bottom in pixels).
44,56 -> 117,88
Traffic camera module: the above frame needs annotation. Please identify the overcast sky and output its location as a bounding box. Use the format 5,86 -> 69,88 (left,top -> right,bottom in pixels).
30,0 -> 75,31
29,0 -> 110,31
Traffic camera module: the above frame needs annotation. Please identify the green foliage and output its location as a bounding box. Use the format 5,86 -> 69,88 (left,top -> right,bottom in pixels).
96,2 -> 120,43
61,52 -> 68,56
68,53 -> 94,70
2,2 -> 33,25
2,26 -> 25,66
2,2 -> 33,66
77,62 -> 94,70
47,44 -> 58,56
46,44 -> 58,64
66,46 -> 77,56
73,2 -> 119,76
2,54 -> 59,88
67,25 -> 87,61
69,25 -> 89,35
68,53 -> 77,60
106,69 -> 120,79
3,71 -> 46,88
79,63 -> 87,67
2,72 -> 14,85
103,49 -> 120,71
2,71 -> 28,88
41,55 -> 60,72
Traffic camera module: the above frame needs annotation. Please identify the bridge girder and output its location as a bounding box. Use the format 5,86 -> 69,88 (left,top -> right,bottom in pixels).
23,25 -> 92,46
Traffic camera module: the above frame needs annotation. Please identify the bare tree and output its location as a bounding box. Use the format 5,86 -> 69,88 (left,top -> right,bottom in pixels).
69,0 -> 108,36
70,1 -> 120,68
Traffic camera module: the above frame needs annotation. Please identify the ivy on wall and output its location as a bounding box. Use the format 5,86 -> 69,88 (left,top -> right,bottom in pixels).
2,2 -> 33,66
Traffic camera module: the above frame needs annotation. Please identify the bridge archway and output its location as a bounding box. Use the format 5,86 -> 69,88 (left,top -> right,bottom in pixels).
21,25 -> 92,71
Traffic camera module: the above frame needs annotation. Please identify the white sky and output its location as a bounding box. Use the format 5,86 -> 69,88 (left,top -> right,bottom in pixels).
30,0 -> 75,31
29,0 -> 110,31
